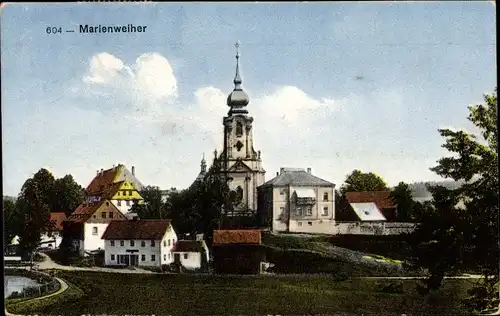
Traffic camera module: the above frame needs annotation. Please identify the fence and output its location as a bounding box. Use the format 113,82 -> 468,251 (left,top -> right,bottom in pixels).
5,269 -> 61,300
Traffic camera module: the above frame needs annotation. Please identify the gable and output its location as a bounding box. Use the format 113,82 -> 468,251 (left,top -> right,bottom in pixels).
109,180 -> 144,200
86,200 -> 127,223
227,160 -> 253,173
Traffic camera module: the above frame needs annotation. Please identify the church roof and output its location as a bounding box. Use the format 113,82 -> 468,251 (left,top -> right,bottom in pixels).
259,168 -> 334,188
227,41 -> 249,114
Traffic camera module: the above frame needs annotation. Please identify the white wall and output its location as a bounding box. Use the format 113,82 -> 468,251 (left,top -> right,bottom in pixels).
83,223 -> 108,252
111,200 -> 133,214
40,232 -> 62,249
172,252 -> 202,270
285,221 -> 416,236
103,224 -> 178,267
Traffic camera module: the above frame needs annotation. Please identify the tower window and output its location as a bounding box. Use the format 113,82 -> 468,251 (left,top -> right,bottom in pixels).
236,122 -> 243,137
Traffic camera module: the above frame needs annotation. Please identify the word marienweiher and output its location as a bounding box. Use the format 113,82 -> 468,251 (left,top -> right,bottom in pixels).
80,24 -> 147,33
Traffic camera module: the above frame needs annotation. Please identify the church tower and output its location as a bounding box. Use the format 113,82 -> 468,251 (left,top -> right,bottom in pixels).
216,41 -> 266,215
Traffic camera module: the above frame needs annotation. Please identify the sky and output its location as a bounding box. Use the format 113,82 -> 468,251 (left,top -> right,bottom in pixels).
1,2 -> 497,196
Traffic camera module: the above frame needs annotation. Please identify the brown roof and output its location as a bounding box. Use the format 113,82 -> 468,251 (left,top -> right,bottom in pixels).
213,229 -> 262,245
86,167 -> 120,195
48,212 -> 67,231
101,219 -> 172,240
346,191 -> 395,209
66,201 -> 103,223
171,240 -> 205,253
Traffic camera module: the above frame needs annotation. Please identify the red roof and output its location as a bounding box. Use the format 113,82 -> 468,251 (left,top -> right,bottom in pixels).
101,220 -> 172,240
171,240 -> 205,253
86,167 -> 120,196
48,212 -> 67,231
346,191 -> 395,209
66,202 -> 103,223
213,229 -> 262,245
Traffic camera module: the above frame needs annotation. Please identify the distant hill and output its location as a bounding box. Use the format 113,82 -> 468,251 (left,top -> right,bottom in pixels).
3,195 -> 16,202
406,180 -> 464,199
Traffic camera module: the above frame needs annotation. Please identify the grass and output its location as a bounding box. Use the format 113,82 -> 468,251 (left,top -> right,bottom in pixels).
9,271 -> 477,316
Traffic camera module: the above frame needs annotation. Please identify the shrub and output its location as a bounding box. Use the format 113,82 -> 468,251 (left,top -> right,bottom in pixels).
375,280 -> 404,294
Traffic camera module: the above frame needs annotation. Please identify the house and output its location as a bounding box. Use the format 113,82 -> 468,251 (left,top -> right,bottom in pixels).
171,240 -> 209,271
64,199 -> 128,255
40,212 -> 67,249
212,229 -> 265,274
344,191 -> 396,221
101,219 -> 177,268
257,167 -> 336,234
85,164 -> 144,214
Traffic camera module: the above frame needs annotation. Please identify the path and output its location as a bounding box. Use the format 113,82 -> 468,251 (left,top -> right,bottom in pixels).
35,252 -> 159,274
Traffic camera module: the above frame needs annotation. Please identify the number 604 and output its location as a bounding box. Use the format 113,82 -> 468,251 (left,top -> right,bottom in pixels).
46,27 -> 62,34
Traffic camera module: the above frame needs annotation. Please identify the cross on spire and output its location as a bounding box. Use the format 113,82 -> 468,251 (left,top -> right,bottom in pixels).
233,40 -> 242,89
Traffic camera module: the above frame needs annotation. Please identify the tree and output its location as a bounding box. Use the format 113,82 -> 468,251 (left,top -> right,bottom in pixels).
408,88 -> 498,312
390,182 -> 416,221
16,168 -> 57,257
340,169 -> 389,195
3,198 -> 23,252
52,175 -> 85,217
130,186 -> 166,219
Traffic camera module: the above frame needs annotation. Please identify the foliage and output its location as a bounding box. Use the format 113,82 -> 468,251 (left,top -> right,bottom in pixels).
52,175 -> 85,217
389,182 -> 416,221
15,270 -> 475,316
408,88 -> 498,312
339,169 -> 389,195
4,198 -> 23,250
129,186 -> 167,219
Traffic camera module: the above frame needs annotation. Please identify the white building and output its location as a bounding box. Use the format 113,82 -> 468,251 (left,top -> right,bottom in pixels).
65,199 -> 128,255
171,240 -> 210,270
101,219 -> 178,268
40,212 -> 66,250
257,167 -> 336,234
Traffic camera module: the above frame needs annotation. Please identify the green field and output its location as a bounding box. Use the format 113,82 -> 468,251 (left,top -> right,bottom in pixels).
7,271 -> 477,316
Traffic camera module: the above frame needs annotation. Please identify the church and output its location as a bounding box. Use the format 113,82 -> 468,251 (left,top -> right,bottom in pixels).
191,42 -> 266,217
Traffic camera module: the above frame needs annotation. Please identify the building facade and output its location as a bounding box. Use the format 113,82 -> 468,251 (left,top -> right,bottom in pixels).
171,240 -> 210,271
40,212 -> 67,250
101,219 -> 178,268
257,167 -> 336,234
212,42 -> 266,216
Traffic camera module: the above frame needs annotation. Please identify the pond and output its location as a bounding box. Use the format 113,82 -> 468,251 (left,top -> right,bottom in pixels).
4,275 -> 39,298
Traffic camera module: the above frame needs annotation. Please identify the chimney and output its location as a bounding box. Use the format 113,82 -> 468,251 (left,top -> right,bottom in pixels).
307,168 -> 311,174
276,172 -> 279,177
280,167 -> 285,174
96,170 -> 99,175
132,166 -> 135,176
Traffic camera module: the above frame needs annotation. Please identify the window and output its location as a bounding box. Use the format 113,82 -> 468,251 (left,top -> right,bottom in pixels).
109,212 -> 113,218
306,207 -> 312,216
308,222 -> 313,226
128,191 -> 132,196
164,254 -> 166,260
141,254 -> 145,261
117,200 -> 122,206
184,253 -> 188,259
236,121 -> 243,137
163,240 -> 166,247
280,189 -> 285,195
110,240 -> 115,246
117,191 -> 121,196
322,206 -> 328,216
323,192 -> 328,201
120,240 -> 124,247
168,239 -> 171,246
126,200 -> 130,206
168,253 -> 171,259
130,240 -> 135,247
141,241 -> 145,247
101,212 -> 106,219
298,222 -> 302,227
93,215 -> 96,219
151,240 -> 155,247
111,254 -> 115,260
280,207 -> 285,214
106,202 -> 109,206
92,227 -> 98,235
151,255 -> 156,261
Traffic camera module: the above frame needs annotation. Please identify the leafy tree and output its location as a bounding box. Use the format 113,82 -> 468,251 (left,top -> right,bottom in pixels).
52,175 -> 85,217
3,198 -> 23,252
340,169 -> 389,195
16,169 -> 57,257
390,182 -> 416,221
408,88 -> 498,312
130,186 -> 167,219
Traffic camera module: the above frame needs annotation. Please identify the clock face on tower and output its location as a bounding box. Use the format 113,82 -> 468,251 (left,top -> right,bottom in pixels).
235,141 -> 244,151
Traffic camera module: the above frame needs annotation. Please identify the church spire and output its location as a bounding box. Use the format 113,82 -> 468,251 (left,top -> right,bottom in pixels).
233,41 -> 242,89
227,40 -> 249,114
201,153 -> 207,173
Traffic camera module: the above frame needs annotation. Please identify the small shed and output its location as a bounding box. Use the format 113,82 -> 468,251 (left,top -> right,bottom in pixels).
212,229 -> 265,274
